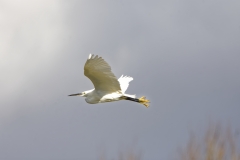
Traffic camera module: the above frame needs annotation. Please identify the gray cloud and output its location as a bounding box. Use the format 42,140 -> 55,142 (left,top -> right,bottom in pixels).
1,0 -> 240,159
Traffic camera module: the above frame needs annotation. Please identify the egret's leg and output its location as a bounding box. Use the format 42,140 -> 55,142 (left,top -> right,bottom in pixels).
123,96 -> 150,108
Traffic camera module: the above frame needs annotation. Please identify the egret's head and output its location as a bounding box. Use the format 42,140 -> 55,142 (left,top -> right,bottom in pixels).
68,92 -> 87,97
69,89 -> 93,97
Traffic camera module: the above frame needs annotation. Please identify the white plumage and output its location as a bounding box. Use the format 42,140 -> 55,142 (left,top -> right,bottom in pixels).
118,75 -> 133,94
69,54 -> 150,107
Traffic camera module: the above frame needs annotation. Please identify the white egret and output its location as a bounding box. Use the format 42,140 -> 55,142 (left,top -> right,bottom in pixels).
69,54 -> 150,107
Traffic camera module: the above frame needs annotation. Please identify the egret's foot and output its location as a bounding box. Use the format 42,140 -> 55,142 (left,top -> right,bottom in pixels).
139,96 -> 150,108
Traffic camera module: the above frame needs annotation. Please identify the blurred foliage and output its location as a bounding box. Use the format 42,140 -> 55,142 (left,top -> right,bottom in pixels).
98,148 -> 142,160
98,124 -> 240,160
179,124 -> 240,160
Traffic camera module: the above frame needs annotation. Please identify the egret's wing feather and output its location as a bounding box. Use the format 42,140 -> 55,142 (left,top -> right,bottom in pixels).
84,54 -> 121,93
118,75 -> 133,93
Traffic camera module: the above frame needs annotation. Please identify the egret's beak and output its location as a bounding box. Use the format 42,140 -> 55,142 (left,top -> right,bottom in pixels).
68,93 -> 82,96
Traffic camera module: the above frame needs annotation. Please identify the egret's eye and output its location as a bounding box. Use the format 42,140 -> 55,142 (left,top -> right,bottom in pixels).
83,92 -> 85,94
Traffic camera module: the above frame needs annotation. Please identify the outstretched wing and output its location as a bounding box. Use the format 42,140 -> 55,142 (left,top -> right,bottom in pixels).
118,75 -> 133,93
84,54 -> 121,93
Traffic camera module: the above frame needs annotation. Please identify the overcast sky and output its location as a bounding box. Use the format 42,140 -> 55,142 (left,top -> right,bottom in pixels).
1,0 -> 240,159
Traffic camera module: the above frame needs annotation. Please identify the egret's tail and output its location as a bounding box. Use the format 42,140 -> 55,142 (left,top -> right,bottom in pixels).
123,94 -> 136,98
122,96 -> 150,108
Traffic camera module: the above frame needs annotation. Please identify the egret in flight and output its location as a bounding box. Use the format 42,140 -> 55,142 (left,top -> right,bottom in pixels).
69,54 -> 150,107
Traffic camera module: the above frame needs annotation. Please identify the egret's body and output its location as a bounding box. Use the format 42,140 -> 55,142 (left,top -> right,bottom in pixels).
69,54 -> 150,107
